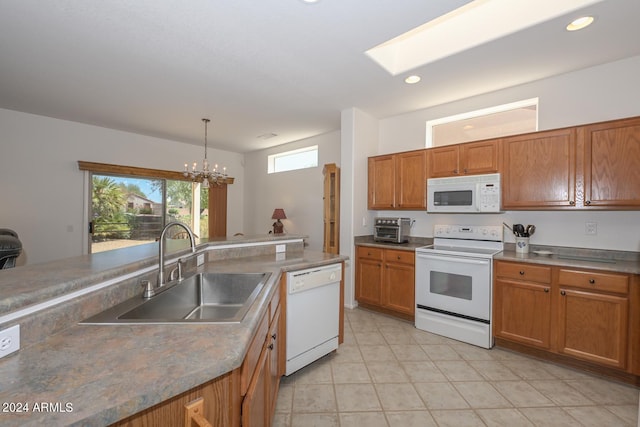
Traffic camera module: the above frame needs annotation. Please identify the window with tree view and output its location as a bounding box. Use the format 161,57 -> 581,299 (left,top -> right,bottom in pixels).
90,174 -> 208,253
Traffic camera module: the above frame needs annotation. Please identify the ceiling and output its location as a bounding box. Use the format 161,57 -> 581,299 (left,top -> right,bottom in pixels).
1,0 -> 639,153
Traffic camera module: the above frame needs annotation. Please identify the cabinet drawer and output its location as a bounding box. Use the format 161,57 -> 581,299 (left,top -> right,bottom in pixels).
558,269 -> 629,294
240,310 -> 269,395
357,246 -> 383,261
385,249 -> 414,265
495,261 -> 551,283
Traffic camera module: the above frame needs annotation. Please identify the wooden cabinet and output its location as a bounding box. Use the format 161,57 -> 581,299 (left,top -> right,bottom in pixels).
355,247 -> 383,306
428,139 -> 500,178
368,150 -> 426,210
578,116 -> 640,208
356,245 -> 415,320
494,262 -> 552,349
503,116 -> 640,210
557,268 -> 629,369
368,155 -> 396,209
502,128 -> 577,209
494,260 -> 637,378
323,163 -> 340,254
382,249 -> 415,317
242,292 -> 283,427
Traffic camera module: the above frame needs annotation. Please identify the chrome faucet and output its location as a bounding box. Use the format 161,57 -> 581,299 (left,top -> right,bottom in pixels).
156,222 -> 196,291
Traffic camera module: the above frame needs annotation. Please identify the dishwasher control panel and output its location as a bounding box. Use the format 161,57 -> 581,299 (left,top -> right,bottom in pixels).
287,263 -> 342,294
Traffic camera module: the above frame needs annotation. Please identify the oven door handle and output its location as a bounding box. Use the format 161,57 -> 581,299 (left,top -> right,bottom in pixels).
416,253 -> 490,265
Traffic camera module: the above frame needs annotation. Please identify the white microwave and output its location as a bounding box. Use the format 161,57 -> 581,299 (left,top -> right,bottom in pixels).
427,173 -> 502,213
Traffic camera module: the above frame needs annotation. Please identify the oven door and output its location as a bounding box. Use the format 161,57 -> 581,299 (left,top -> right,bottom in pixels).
415,251 -> 491,322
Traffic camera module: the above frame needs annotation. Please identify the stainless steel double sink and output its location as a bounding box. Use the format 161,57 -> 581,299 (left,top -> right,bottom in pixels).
81,272 -> 271,325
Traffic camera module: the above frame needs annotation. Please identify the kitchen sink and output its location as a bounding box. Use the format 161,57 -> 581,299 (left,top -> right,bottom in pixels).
81,272 -> 271,325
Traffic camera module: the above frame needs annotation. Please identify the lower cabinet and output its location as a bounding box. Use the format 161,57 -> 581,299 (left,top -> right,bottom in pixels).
493,262 -> 552,349
356,245 -> 415,320
494,261 -> 638,379
557,269 -> 629,369
241,295 -> 283,427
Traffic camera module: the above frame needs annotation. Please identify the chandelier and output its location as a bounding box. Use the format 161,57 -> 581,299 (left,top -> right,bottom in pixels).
183,118 -> 227,188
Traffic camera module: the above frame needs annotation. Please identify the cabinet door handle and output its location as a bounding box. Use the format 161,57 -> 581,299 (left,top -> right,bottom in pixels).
272,333 -> 277,340
268,343 -> 274,350
544,288 -> 549,293
463,168 -> 468,174
589,279 -> 595,284
397,256 -> 401,260
453,169 -> 459,174
561,290 -> 566,296
569,200 -> 576,206
519,271 -> 525,275
586,200 -> 591,205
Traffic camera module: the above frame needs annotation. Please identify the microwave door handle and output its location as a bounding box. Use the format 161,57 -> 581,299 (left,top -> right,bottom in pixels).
475,183 -> 482,212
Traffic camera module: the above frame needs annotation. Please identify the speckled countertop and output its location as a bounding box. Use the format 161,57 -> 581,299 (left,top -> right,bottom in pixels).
496,244 -> 640,275
354,235 -> 433,251
0,234 -> 305,316
355,235 -> 640,275
0,238 -> 346,426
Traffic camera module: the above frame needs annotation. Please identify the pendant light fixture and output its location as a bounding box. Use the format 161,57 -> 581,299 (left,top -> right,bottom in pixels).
183,118 -> 227,188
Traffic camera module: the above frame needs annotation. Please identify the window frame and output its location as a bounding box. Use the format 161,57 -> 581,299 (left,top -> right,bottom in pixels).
267,145 -> 319,174
425,98 -> 539,147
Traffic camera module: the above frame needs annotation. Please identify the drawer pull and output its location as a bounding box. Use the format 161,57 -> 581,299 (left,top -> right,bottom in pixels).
544,288 -> 549,293
272,333 -> 277,340
268,343 -> 274,350
397,256 -> 401,260
560,290 -> 566,296
519,271 -> 525,275
589,279 -> 595,284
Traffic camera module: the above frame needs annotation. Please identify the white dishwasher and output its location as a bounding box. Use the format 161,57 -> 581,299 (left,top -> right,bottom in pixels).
285,263 -> 341,375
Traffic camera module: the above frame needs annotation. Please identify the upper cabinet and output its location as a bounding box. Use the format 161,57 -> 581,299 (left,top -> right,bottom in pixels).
369,115 -> 640,212
502,128 -> 577,209
427,139 -> 500,178
579,117 -> 640,208
368,150 -> 426,210
503,116 -> 640,210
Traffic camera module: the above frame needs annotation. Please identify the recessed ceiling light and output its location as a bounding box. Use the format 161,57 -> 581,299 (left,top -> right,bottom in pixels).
566,16 -> 594,31
404,75 -> 421,84
301,0 -> 320,3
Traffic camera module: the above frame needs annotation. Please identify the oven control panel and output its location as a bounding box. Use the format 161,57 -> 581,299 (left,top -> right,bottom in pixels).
434,225 -> 502,242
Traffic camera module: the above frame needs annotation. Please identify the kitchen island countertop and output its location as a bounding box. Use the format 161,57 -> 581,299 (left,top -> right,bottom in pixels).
0,238 -> 346,426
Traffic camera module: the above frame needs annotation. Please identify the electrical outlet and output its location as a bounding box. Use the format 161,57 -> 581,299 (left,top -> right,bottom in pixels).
0,325 -> 20,359
276,244 -> 286,253
196,253 -> 205,266
585,221 -> 598,235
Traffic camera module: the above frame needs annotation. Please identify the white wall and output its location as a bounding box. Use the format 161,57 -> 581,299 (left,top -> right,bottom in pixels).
0,109 -> 245,266
370,55 -> 640,252
243,131 -> 341,251
340,108 -> 380,308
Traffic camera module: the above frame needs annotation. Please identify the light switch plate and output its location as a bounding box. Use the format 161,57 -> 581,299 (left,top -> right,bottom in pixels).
0,325 -> 20,359
585,222 -> 597,235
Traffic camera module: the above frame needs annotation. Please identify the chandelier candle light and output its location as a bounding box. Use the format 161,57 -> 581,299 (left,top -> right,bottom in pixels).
183,118 -> 227,188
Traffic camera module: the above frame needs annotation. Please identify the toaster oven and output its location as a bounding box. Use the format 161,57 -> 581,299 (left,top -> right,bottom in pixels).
374,217 -> 411,243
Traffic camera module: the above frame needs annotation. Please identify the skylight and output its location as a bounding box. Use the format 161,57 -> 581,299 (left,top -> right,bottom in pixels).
365,0 -> 604,76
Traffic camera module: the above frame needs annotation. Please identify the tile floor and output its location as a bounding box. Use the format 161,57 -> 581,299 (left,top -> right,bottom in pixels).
274,307 -> 639,427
